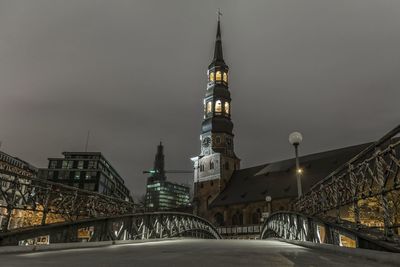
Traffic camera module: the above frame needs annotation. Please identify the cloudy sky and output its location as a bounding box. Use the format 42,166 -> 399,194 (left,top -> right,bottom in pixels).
0,0 -> 399,197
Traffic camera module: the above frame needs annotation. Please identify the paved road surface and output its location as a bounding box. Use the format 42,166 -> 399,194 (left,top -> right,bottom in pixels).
1,239 -> 395,267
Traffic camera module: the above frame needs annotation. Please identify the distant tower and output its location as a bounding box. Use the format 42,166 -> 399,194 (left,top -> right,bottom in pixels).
146,142 -> 190,211
148,142 -> 166,183
191,16 -> 240,219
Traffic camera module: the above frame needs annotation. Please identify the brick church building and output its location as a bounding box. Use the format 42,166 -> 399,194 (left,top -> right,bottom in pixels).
191,18 -> 369,231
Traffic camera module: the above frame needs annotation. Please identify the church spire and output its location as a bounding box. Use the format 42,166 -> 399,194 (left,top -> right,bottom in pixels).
213,19 -> 223,62
211,10 -> 225,66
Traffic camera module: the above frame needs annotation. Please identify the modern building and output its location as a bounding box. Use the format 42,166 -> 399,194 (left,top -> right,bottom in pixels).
0,150 -> 38,230
39,152 -> 131,202
191,18 -> 374,237
145,143 -> 190,211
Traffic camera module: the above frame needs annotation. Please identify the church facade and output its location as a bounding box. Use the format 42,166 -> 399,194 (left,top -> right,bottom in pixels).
191,20 -> 370,232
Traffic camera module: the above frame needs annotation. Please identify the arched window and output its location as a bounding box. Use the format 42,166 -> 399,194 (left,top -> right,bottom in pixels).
239,213 -> 243,225
216,71 -> 222,81
232,214 -> 239,225
232,210 -> 243,226
214,213 -> 224,226
210,161 -> 214,169
252,212 -> 260,224
215,100 -> 222,113
209,72 -> 215,81
206,102 -> 212,114
223,72 -> 228,82
224,102 -> 230,114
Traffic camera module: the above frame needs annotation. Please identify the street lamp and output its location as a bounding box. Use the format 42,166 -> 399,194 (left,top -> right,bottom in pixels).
265,195 -> 272,217
289,132 -> 303,198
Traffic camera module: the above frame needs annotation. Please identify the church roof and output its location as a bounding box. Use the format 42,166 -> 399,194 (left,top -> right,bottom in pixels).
210,142 -> 371,207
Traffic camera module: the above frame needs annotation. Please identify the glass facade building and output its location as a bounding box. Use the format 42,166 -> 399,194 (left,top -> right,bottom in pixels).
145,180 -> 190,211
38,152 -> 131,202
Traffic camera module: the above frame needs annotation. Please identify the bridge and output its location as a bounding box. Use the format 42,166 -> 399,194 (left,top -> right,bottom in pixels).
1,125 -> 400,266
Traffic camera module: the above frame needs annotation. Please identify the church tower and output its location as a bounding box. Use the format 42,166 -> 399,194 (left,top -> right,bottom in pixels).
192,17 -> 240,218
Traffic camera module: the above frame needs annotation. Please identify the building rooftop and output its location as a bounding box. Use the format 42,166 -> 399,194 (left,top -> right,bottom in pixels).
210,142 -> 371,207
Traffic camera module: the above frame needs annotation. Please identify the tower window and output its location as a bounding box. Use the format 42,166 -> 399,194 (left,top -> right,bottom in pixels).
209,72 -> 215,82
223,72 -> 228,83
207,101 -> 212,114
216,71 -> 222,81
225,162 -> 229,170
224,102 -> 230,114
215,100 -> 222,113
210,161 -> 214,170
200,164 -> 205,172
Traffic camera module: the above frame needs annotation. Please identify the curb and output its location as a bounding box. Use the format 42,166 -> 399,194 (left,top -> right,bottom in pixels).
275,238 -> 400,266
0,238 -> 177,254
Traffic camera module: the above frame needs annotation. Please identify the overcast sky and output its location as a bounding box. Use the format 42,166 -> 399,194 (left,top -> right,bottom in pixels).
0,0 -> 399,197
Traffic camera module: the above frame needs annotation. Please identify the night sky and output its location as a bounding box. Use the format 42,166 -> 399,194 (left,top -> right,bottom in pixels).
0,0 -> 399,198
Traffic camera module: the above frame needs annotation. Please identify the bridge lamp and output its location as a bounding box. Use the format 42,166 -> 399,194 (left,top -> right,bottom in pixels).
289,132 -> 303,198
265,195 -> 272,218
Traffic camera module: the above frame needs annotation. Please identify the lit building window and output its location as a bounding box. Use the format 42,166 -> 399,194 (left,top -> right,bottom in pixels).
224,102 -> 230,114
207,102 -> 212,113
216,71 -> 222,81
215,100 -> 222,113
209,72 -> 215,81
223,72 -> 228,82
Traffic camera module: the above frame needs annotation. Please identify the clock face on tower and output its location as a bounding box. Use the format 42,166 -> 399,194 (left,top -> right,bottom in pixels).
202,137 -> 211,147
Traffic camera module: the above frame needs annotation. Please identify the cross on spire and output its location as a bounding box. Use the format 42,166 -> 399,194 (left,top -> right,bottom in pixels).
217,8 -> 222,21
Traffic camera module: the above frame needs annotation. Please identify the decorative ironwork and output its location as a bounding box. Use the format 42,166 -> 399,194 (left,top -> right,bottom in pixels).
294,125 -> 400,239
0,174 -> 136,231
0,212 -> 221,246
260,211 -> 400,252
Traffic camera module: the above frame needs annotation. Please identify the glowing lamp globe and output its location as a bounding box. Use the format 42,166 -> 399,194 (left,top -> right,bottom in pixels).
289,132 -> 303,146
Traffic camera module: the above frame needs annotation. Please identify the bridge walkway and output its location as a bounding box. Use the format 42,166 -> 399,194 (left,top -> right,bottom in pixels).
1,239 -> 398,267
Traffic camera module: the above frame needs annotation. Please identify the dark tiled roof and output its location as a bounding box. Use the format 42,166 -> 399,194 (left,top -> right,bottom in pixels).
210,143 -> 371,207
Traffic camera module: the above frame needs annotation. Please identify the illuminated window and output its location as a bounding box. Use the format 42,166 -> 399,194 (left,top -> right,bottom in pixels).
209,72 -> 215,81
207,102 -> 212,113
223,72 -> 228,82
216,71 -> 222,81
224,102 -> 230,114
215,100 -> 222,113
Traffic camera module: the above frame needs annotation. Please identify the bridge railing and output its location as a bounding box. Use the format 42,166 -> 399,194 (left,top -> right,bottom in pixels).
0,174 -> 137,232
0,212 -> 221,246
218,224 -> 261,236
294,125 -> 400,238
260,211 -> 400,252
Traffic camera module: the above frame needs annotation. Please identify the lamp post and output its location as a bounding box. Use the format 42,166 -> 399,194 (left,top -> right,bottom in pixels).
265,195 -> 272,217
289,132 -> 303,198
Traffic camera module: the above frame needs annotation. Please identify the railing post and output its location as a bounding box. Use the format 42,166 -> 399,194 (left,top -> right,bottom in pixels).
2,204 -> 13,232
41,185 -> 52,226
333,177 -> 341,224
376,149 -> 394,238
349,165 -> 361,229
2,178 -> 17,231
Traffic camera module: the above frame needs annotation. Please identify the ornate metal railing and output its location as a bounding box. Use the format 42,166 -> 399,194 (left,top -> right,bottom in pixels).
218,224 -> 261,236
0,212 -> 221,246
260,211 -> 400,252
0,174 -> 136,232
294,125 -> 400,238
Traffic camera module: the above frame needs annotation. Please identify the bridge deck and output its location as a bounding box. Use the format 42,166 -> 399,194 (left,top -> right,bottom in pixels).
1,239 -> 398,267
